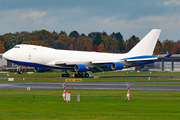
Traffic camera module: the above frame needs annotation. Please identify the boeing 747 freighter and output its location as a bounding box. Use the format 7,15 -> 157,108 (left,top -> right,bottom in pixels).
3,29 -> 161,77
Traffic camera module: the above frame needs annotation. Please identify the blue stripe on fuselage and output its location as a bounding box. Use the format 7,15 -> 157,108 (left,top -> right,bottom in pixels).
6,59 -> 74,70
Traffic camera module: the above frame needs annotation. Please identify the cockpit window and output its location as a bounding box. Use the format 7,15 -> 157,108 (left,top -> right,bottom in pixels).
14,46 -> 20,48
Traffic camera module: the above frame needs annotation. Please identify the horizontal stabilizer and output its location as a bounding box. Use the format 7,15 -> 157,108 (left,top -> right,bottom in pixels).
165,53 -> 173,58
157,53 -> 173,59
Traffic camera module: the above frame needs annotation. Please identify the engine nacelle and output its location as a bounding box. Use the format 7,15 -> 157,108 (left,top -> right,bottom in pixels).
74,64 -> 87,72
34,67 -> 48,72
111,62 -> 124,70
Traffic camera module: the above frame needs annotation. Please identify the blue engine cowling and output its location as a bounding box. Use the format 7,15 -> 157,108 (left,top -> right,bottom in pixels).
34,67 -> 48,72
74,64 -> 87,72
111,62 -> 124,70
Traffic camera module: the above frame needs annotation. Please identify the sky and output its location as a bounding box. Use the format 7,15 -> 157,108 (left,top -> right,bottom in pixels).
0,0 -> 180,41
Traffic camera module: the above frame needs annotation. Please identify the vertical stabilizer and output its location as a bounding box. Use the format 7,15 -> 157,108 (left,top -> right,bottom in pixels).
127,29 -> 161,56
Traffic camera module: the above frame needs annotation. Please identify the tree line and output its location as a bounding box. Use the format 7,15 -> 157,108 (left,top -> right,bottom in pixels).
0,29 -> 179,54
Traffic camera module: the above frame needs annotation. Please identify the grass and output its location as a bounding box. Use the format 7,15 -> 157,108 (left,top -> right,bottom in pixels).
1,71 -> 180,83
0,72 -> 62,78
1,76 -> 180,83
1,71 -> 180,78
1,79 -> 180,83
0,89 -> 180,120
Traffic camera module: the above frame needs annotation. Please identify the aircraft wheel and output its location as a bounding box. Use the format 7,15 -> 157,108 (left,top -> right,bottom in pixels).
62,74 -> 70,77
62,74 -> 65,77
80,74 -> 84,77
67,74 -> 70,77
75,74 -> 79,78
18,70 -> 23,74
85,74 -> 89,77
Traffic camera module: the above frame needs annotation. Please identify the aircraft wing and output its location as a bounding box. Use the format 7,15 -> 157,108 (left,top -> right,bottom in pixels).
91,61 -> 116,64
46,60 -> 113,72
55,61 -> 87,65
46,55 -> 159,73
125,57 -> 158,62
89,65 -> 113,73
122,53 -> 173,62
91,57 -> 157,65
46,60 -> 90,66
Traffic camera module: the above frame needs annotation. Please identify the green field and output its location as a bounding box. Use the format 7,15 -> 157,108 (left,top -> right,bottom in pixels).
1,71 -> 180,78
0,89 -> 179,120
1,78 -> 180,83
1,71 -> 180,83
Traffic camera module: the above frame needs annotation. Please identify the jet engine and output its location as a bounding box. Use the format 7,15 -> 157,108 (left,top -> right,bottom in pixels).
111,62 -> 124,70
74,64 -> 87,72
34,67 -> 50,72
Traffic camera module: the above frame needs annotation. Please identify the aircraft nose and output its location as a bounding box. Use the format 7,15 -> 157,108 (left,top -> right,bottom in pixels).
3,51 -> 10,59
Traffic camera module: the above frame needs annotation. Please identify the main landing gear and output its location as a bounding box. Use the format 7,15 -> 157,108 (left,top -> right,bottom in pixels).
61,71 -> 89,78
61,70 -> 70,77
74,72 -> 89,78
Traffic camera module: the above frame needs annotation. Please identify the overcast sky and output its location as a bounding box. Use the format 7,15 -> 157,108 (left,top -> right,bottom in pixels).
0,0 -> 180,41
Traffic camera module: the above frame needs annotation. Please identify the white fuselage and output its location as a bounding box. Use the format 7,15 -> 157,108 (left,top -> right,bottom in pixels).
3,44 -> 130,69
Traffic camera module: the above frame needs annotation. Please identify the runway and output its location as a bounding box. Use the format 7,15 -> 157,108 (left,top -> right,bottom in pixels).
0,82 -> 180,91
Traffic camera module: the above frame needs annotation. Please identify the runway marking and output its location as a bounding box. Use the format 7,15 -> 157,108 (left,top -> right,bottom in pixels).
0,84 -> 13,86
65,83 -> 128,85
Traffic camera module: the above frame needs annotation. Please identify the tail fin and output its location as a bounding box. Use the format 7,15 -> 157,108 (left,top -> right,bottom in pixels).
127,29 -> 161,56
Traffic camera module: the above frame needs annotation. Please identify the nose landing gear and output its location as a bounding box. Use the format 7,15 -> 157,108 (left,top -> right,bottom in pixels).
17,65 -> 23,74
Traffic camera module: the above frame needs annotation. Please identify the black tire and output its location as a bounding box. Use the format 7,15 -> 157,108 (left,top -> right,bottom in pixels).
75,74 -> 79,78
62,74 -> 70,77
67,74 -> 70,77
80,74 -> 83,78
62,74 -> 65,77
82,74 -> 86,77
18,70 -> 23,74
85,74 -> 89,77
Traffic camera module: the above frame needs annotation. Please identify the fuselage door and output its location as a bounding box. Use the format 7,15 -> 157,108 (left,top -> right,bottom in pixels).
28,53 -> 31,60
